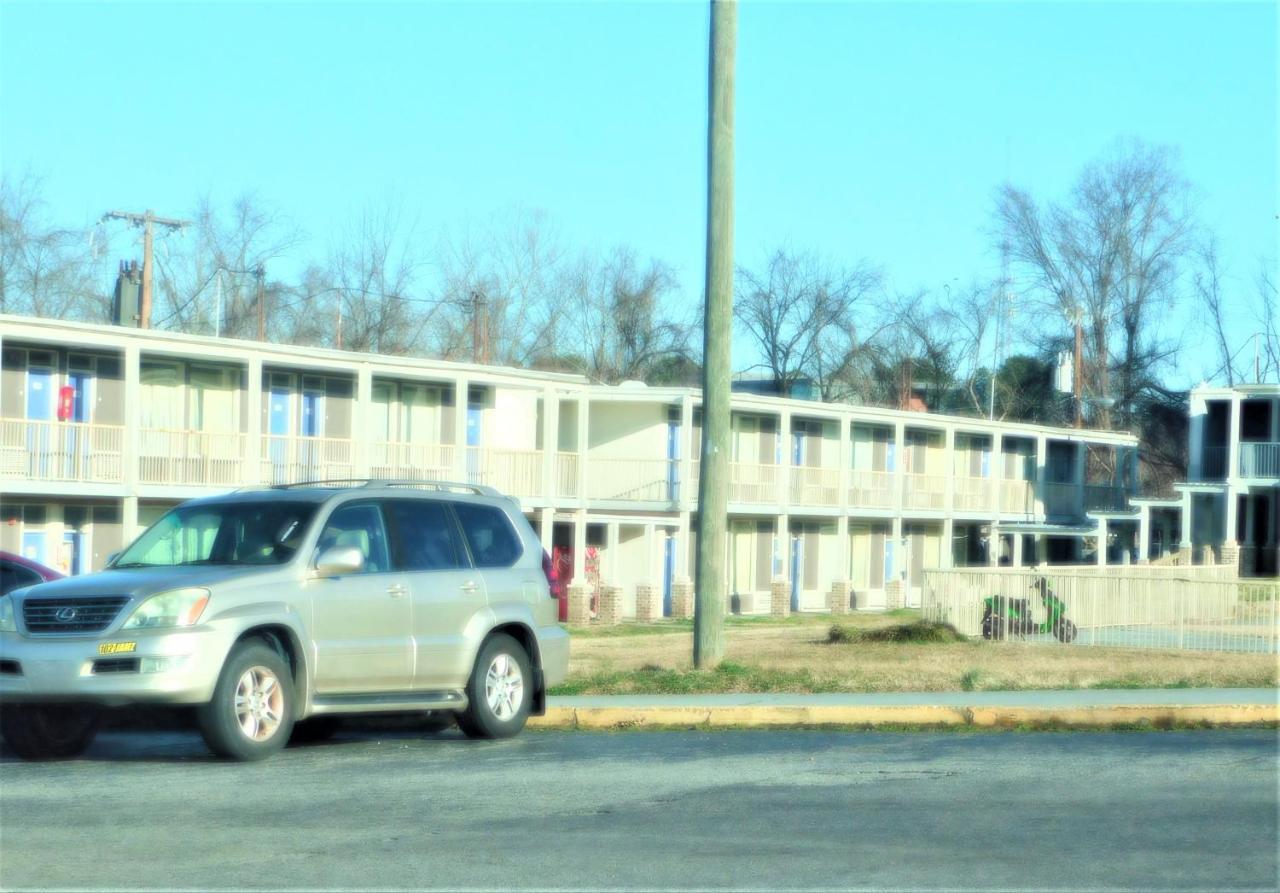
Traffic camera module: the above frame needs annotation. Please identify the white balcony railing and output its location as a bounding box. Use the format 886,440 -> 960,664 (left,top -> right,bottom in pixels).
730,462 -> 781,504
261,435 -> 355,485
466,447 -> 543,498
0,418 -> 125,483
999,478 -> 1035,516
848,469 -> 894,508
953,475 -> 994,512
789,465 -> 840,507
369,442 -> 454,482
139,428 -> 245,486
903,473 -> 946,510
555,452 -> 579,498
1240,442 -> 1280,480
586,457 -> 677,502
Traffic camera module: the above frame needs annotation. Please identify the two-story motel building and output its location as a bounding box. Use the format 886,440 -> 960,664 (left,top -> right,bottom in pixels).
2,314 -> 1159,616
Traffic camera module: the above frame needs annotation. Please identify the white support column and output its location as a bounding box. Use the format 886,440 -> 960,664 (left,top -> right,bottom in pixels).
1097,516 -> 1109,566
572,509 -> 587,581
354,364 -> 373,478
122,343 -> 141,541
779,408 -> 792,510
605,521 -> 620,588
538,508 -> 554,554
679,395 -> 694,510
1034,434 -> 1048,521
540,387 -> 557,503
1011,530 -> 1024,568
837,417 -> 851,515
943,426 -> 956,515
1180,490 -> 1194,549
245,355 -> 263,485
1224,489 -> 1239,546
893,420 -> 906,513
992,435 -> 1004,518
1188,391 -> 1207,481
1227,392 -> 1243,482
644,523 -> 657,591
890,515 -> 904,580
1138,504 -> 1151,562
1074,440 -> 1087,517
940,517 -> 955,569
575,395 -> 589,505
452,376 -> 470,483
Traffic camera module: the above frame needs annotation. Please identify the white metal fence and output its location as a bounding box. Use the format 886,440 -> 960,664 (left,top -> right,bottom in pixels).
923,566 -> 1279,654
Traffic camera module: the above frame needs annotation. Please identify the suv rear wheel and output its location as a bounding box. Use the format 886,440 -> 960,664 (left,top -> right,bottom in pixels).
198,641 -> 295,761
0,704 -> 100,760
457,634 -> 532,739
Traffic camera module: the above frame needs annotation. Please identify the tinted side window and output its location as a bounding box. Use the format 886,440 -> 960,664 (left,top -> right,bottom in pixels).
314,504 -> 390,574
1,561 -> 41,596
453,504 -> 521,568
384,500 -> 465,571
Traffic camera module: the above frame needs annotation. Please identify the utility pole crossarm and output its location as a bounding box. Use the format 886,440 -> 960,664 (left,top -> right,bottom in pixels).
100,208 -> 191,330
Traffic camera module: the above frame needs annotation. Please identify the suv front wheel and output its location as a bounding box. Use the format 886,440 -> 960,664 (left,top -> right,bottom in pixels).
198,641 -> 296,761
457,634 -> 532,739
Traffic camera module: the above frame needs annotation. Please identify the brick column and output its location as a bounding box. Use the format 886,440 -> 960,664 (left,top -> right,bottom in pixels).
885,579 -> 904,610
770,576 -> 790,617
597,585 -> 623,625
634,583 -> 662,621
566,583 -> 591,625
1219,542 -> 1240,576
828,579 -> 850,615
670,578 -> 694,619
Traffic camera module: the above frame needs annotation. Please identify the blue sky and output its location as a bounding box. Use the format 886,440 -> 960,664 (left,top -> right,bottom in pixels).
1,1 -> 1275,386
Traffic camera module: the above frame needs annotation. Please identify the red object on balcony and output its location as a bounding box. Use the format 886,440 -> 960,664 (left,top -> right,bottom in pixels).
57,386 -> 75,422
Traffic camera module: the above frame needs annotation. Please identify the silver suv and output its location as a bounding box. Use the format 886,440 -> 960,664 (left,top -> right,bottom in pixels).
0,481 -> 569,761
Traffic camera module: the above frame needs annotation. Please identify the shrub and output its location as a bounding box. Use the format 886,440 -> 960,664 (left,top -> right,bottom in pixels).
827,620 -> 967,645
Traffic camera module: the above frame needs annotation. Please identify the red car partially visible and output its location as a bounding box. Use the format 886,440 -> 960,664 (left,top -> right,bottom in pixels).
0,551 -> 64,597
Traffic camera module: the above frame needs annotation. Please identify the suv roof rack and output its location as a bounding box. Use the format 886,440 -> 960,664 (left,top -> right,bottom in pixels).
269,478 -> 503,497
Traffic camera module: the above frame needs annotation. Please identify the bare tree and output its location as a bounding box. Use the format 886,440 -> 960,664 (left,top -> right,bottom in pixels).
734,249 -> 880,399
1255,262 -> 1280,383
559,246 -> 693,383
996,139 -> 1193,430
151,193 -> 301,339
1193,237 -> 1238,385
0,171 -> 104,321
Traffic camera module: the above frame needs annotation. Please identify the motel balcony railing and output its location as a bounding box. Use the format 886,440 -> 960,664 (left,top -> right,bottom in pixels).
369,441 -> 454,482
1044,481 -> 1079,517
953,475 -> 995,512
789,466 -> 841,507
260,435 -> 355,486
999,478 -> 1036,516
848,469 -> 895,509
555,452 -> 579,498
1084,484 -> 1130,513
902,472 -> 946,510
1239,442 -> 1280,480
0,418 -> 125,484
465,447 -> 543,498
138,428 -> 246,486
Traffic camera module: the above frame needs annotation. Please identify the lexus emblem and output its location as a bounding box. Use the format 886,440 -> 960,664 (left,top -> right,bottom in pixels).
55,607 -> 78,623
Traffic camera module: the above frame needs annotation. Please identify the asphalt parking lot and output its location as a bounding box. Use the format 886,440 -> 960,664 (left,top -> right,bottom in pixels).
1,725 -> 1276,890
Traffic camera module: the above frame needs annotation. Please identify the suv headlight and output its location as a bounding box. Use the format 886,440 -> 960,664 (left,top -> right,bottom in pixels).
0,596 -> 14,633
121,588 -> 210,630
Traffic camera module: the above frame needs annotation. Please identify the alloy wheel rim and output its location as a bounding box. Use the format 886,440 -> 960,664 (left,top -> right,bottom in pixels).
484,653 -> 524,721
234,665 -> 284,742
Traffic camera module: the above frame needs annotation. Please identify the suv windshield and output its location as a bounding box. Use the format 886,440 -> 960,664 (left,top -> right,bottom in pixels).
114,501 -> 318,568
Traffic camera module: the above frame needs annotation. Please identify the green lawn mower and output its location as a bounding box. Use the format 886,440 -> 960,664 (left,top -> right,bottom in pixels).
981,576 -> 1077,643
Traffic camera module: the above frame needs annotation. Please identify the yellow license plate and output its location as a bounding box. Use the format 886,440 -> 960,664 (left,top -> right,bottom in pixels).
98,642 -> 137,655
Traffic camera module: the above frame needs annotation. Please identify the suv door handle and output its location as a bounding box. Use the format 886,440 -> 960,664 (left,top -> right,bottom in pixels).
460,580 -> 479,594
387,584 -> 407,598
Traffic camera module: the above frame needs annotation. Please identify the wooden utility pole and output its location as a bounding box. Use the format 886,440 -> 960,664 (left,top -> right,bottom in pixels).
694,0 -> 736,669
255,265 -> 267,341
1073,311 -> 1084,428
100,209 -> 189,329
471,291 -> 490,365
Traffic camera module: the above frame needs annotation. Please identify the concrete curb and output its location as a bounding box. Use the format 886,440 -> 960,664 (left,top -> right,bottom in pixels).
528,703 -> 1280,730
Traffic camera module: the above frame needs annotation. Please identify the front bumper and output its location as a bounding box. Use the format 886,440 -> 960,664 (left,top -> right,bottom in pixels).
0,625 -> 236,706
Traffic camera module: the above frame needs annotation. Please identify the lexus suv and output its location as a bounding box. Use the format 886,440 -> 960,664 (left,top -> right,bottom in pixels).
0,481 -> 569,761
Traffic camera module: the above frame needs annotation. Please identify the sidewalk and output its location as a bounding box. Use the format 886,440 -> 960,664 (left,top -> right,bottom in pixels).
531,688 -> 1279,730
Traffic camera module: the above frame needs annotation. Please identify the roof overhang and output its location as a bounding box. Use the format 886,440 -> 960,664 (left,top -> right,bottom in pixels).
994,521 -> 1097,537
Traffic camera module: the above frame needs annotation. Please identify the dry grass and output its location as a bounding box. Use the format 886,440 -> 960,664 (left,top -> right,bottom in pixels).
553,613 -> 1280,695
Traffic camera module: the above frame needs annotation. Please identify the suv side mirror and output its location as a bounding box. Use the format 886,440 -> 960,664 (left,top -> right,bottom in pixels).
314,545 -> 365,578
